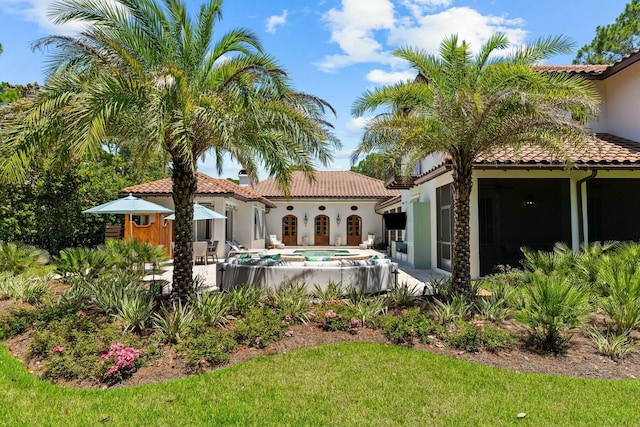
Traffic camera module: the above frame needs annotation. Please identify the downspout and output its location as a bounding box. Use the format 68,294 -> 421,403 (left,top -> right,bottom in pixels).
576,170 -> 598,247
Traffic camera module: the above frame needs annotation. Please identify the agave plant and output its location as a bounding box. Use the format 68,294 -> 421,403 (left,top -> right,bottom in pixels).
353,297 -> 387,327
153,301 -> 196,344
431,295 -> 472,325
387,282 -> 420,307
587,327 -> 635,360
270,282 -> 314,324
114,293 -> 154,333
0,273 -> 51,304
191,292 -> 232,326
87,270 -> 148,315
516,273 -> 590,352
346,286 -> 366,305
313,281 -> 343,304
225,285 -> 264,316
0,241 -> 50,275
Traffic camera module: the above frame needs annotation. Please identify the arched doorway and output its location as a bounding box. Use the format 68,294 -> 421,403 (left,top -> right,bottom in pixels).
282,215 -> 297,246
314,214 -> 329,245
346,215 -> 362,246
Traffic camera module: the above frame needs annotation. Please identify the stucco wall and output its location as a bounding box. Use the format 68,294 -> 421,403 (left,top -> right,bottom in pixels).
599,61 -> 640,140
264,199 -> 385,247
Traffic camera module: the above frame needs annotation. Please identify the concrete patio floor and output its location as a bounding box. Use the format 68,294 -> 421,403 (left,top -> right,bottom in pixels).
147,246 -> 448,295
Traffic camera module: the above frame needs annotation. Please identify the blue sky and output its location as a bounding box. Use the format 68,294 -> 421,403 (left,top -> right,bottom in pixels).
0,0 -> 629,180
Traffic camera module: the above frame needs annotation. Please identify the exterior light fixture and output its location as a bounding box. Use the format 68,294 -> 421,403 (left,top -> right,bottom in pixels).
303,213 -> 308,226
336,213 -> 341,225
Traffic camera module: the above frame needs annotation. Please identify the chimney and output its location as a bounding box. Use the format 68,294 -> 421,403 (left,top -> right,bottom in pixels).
238,169 -> 250,186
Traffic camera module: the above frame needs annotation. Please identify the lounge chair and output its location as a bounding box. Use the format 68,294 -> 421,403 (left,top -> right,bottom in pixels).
226,240 -> 263,257
269,235 -> 285,249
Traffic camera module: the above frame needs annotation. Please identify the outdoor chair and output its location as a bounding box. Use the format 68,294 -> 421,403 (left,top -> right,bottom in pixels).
269,235 -> 284,249
226,240 -> 263,258
193,241 -> 208,265
207,240 -> 219,263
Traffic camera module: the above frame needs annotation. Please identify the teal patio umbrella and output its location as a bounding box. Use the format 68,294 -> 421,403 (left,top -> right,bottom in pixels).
165,202 -> 226,240
83,194 -> 173,239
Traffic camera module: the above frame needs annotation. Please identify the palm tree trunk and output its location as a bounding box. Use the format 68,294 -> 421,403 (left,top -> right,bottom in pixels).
451,153 -> 473,301
171,156 -> 196,301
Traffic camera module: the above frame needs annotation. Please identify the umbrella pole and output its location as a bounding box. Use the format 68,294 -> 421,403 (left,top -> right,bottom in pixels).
129,213 -> 133,241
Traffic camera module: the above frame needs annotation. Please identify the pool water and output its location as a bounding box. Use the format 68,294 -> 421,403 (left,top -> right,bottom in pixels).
292,249 -> 353,257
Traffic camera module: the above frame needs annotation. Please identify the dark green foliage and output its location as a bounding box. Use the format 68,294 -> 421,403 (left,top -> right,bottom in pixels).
517,274 -> 590,353
349,153 -> 398,180
176,322 -> 237,367
234,308 -> 287,348
0,150 -> 163,255
378,308 -> 436,345
444,320 -> 515,352
55,247 -> 111,282
575,0 -> 640,64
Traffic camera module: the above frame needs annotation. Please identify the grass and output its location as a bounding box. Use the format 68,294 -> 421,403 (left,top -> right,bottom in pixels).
1,342 -> 639,426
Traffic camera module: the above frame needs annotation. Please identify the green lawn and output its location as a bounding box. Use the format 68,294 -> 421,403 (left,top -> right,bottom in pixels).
1,342 -> 638,426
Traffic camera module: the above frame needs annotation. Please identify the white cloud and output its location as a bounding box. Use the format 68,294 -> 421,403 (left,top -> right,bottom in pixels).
366,69 -> 415,84
319,0 -> 396,71
390,7 -> 527,55
266,9 -> 288,34
319,0 -> 528,73
0,0 -> 90,34
345,116 -> 373,134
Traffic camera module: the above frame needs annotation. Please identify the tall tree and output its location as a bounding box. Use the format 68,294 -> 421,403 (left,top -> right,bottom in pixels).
350,152 -> 398,180
0,0 -> 338,300
574,0 -> 640,64
352,34 -> 599,299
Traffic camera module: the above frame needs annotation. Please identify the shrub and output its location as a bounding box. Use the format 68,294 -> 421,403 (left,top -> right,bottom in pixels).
378,308 -> 436,345
226,285 -> 264,316
516,274 -> 590,352
234,308 -> 287,348
191,292 -> 232,326
595,257 -> 640,331
99,343 -> 142,383
269,283 -> 314,324
103,239 -> 167,273
444,320 -> 515,352
55,247 -> 111,282
587,327 -> 635,360
0,241 -> 49,275
313,281 -> 343,304
152,301 -> 195,344
176,323 -> 237,368
386,282 -> 420,307
520,244 -> 577,276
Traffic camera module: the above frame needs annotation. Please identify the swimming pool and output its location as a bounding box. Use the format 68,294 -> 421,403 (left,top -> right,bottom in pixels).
292,249 -> 354,257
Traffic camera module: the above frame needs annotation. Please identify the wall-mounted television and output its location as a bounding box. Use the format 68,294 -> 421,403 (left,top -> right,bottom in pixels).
383,212 -> 406,230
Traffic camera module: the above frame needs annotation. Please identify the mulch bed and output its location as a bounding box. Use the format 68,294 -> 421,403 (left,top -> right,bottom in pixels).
2,300 -> 640,389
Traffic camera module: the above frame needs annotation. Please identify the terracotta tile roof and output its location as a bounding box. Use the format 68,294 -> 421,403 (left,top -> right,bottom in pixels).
534,64 -> 609,75
414,133 -> 640,185
534,50 -> 640,79
250,171 -> 401,199
476,133 -> 640,166
121,172 -> 276,207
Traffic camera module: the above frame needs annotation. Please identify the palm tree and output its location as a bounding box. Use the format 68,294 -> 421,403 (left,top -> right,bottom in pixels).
351,34 -> 599,300
0,0 -> 338,300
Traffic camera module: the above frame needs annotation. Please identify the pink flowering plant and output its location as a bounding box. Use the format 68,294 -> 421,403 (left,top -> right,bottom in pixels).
100,343 -> 142,382
320,306 -> 357,332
